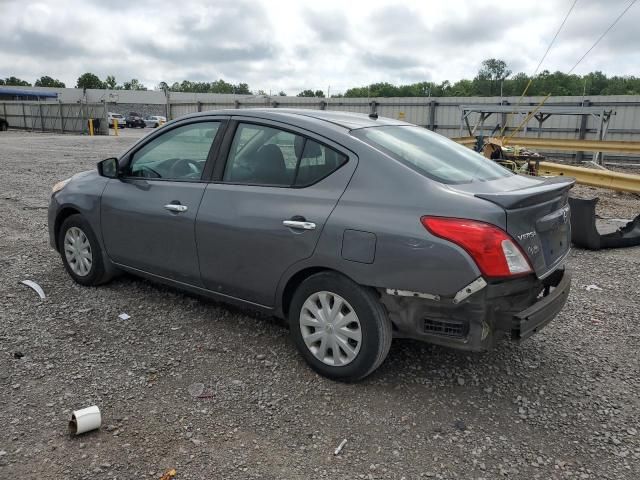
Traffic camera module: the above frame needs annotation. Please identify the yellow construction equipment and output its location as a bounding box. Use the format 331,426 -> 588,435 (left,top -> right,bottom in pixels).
452,136 -> 640,194
453,136 -> 640,154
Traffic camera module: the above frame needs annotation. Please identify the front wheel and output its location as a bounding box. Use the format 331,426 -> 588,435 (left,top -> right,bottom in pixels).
58,214 -> 110,286
289,272 -> 392,382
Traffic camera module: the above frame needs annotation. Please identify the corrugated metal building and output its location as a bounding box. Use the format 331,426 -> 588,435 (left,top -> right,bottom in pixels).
0,87 -> 58,101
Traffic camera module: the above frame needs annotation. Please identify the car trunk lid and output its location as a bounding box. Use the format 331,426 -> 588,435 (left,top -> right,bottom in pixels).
451,175 -> 574,278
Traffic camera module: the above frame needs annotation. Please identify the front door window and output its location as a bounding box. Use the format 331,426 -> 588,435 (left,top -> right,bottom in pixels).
127,122 -> 220,180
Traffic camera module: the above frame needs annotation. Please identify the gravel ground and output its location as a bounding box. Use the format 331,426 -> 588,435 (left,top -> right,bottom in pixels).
1,129 -> 639,479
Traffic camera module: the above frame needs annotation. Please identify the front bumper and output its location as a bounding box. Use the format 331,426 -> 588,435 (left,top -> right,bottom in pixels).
381,268 -> 571,351
48,195 -> 61,251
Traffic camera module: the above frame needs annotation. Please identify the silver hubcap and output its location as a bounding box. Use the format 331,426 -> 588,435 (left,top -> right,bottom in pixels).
64,227 -> 92,277
299,291 -> 362,366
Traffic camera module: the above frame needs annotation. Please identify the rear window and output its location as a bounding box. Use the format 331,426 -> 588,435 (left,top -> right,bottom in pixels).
352,126 -> 513,184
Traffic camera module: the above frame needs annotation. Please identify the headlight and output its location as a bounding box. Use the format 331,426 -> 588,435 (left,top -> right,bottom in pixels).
52,178 -> 71,194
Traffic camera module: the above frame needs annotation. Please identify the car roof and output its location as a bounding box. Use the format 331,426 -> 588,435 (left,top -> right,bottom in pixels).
183,108 -> 411,131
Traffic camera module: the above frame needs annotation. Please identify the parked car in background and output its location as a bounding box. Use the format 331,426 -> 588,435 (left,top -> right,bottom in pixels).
108,112 -> 126,129
0,117 -> 8,131
47,109 -> 572,381
144,115 -> 167,128
125,112 -> 146,128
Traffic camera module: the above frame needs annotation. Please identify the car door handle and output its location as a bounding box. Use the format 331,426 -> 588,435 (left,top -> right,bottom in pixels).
164,204 -> 188,213
283,220 -> 316,230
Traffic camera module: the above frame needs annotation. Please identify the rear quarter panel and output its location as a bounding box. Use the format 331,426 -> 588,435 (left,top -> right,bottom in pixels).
277,140 -> 508,306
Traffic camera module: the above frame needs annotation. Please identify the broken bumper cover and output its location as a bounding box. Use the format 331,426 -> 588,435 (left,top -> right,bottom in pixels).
381,268 -> 571,351
512,269 -> 571,341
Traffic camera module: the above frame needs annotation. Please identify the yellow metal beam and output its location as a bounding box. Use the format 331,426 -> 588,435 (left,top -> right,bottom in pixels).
538,161 -> 640,194
454,136 -> 476,146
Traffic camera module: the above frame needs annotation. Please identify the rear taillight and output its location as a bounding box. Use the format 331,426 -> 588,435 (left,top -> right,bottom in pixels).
421,216 -> 532,278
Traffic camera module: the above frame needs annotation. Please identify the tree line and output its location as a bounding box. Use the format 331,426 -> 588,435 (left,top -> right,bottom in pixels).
2,59 -> 640,97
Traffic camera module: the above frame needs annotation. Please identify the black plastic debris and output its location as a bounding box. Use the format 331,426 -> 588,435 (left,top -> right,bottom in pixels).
568,196 -> 640,250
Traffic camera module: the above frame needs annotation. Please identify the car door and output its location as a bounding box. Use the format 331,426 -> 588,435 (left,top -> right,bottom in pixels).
101,119 -> 225,284
195,119 -> 357,307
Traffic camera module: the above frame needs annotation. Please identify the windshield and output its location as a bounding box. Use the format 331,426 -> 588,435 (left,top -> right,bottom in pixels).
352,126 -> 513,184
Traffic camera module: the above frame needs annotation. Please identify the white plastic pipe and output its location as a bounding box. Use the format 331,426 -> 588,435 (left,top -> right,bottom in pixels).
69,405 -> 101,435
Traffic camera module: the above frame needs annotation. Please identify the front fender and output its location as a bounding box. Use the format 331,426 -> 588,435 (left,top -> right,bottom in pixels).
47,170 -> 109,251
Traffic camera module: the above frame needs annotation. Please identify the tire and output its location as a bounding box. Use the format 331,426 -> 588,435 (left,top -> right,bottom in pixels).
289,272 -> 392,382
0,121 -> 7,131
58,214 -> 111,286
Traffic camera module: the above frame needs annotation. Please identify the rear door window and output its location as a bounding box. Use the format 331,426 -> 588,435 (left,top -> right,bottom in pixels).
223,123 -> 347,187
352,126 -> 513,184
294,139 -> 347,187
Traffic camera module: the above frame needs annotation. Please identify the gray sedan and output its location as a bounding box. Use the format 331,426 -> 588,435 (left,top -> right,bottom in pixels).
48,109 -> 572,381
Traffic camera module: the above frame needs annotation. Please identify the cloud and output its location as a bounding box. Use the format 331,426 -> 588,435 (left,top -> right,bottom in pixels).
368,5 -> 428,39
302,8 -> 351,44
0,0 -> 637,93
0,27 -> 90,59
361,52 -> 423,71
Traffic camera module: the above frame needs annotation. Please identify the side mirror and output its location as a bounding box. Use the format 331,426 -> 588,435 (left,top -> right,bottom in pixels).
97,158 -> 120,178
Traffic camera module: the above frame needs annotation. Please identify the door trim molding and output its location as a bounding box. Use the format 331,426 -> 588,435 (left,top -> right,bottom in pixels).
112,262 -> 275,313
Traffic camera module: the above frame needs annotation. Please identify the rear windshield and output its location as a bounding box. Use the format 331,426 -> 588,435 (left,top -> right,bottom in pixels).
352,126 -> 513,184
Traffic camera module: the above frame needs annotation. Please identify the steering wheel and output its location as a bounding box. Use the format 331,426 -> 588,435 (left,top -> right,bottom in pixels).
169,158 -> 201,178
139,165 -> 162,178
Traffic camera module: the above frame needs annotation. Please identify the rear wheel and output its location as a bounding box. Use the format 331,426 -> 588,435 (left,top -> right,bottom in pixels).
58,214 -> 110,286
289,272 -> 392,381
0,121 -> 8,131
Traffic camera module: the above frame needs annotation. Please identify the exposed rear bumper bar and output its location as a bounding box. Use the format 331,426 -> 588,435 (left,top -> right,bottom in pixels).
512,269 -> 571,341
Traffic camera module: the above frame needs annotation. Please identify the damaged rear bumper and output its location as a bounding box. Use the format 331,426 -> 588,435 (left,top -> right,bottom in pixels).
380,268 -> 571,351
512,269 -> 571,341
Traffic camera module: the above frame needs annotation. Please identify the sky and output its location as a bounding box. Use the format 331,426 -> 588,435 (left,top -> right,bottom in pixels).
0,0 -> 638,94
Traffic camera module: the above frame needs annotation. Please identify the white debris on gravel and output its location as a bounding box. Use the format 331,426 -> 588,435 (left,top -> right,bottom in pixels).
187,383 -> 205,398
334,438 -> 347,455
19,280 -> 46,300
1,129 -> 639,479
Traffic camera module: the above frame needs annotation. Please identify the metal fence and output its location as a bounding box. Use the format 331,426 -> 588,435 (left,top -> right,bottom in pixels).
0,101 -> 108,134
3,95 -> 640,161
167,95 -> 640,144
